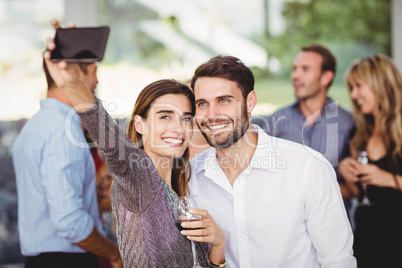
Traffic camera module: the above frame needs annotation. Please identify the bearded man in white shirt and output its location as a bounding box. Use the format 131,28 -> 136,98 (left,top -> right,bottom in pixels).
187,55 -> 356,268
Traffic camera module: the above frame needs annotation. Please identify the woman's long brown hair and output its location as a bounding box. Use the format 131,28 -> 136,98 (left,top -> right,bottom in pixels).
126,79 -> 195,196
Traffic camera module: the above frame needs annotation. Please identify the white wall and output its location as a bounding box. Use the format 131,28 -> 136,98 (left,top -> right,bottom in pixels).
65,0 -> 99,26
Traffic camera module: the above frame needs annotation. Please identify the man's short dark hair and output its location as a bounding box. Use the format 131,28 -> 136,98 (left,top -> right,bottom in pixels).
301,43 -> 336,88
191,55 -> 255,101
42,59 -> 92,90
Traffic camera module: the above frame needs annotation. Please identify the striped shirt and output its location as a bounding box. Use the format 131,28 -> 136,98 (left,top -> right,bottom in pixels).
252,98 -> 354,169
12,98 -> 103,256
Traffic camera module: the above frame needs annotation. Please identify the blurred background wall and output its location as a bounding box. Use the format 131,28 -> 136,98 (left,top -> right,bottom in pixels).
0,0 -> 398,266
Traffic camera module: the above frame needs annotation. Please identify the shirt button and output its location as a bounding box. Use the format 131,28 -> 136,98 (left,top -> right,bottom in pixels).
240,234 -> 245,239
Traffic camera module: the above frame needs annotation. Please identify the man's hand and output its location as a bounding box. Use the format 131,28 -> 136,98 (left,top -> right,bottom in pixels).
75,227 -> 123,268
111,255 -> 124,268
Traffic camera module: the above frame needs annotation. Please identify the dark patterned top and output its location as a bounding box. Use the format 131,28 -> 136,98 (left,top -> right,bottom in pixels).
78,98 -> 210,268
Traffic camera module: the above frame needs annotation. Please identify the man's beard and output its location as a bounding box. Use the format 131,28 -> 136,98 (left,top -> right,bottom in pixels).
197,102 -> 249,148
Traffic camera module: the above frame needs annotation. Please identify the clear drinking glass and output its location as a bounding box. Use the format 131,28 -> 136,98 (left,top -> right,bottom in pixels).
174,195 -> 205,268
357,151 -> 373,206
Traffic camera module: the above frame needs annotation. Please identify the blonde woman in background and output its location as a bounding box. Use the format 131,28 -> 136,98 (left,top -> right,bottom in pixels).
339,54 -> 402,268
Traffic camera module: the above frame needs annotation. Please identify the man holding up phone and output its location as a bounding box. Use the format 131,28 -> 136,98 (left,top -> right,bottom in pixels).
12,21 -> 122,268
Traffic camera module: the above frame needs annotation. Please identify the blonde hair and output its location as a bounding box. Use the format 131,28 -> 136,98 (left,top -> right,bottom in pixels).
345,54 -> 402,165
126,79 -> 195,196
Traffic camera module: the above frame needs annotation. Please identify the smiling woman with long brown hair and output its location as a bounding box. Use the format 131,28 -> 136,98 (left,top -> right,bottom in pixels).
339,54 -> 402,268
42,23 -> 226,267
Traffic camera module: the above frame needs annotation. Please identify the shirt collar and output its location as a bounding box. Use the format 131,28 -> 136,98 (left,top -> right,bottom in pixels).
40,98 -> 80,124
293,97 -> 335,111
248,124 -> 279,172
192,124 -> 279,175
292,97 -> 336,121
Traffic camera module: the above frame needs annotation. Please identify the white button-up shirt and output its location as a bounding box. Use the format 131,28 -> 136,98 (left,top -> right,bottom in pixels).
189,125 -> 356,268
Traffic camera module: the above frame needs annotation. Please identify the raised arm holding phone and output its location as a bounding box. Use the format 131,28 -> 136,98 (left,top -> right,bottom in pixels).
44,20 -> 226,268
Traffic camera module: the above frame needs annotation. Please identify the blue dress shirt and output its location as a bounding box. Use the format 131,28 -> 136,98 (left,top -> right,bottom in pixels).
12,98 -> 102,256
252,98 -> 354,169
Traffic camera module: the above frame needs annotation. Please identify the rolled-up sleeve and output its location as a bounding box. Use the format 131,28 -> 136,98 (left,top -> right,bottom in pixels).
40,126 -> 94,243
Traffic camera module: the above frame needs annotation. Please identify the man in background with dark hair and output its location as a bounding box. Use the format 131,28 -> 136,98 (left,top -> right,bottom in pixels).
12,55 -> 122,268
253,44 -> 354,197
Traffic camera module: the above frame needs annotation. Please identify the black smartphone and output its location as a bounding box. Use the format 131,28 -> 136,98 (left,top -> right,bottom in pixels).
51,26 -> 110,62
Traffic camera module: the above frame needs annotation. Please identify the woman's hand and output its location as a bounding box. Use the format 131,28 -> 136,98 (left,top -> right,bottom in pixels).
44,49 -> 81,89
43,20 -> 95,110
338,157 -> 360,183
357,164 -> 396,188
180,208 -> 225,265
180,208 -> 225,248
44,20 -> 81,89
44,29 -> 81,90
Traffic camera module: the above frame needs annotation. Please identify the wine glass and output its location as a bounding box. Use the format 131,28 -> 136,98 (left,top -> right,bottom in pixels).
174,195 -> 205,268
357,151 -> 373,206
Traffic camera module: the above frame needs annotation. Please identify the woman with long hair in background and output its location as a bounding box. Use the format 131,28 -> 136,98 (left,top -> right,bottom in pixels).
339,54 -> 402,267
